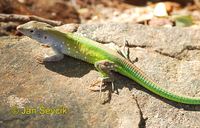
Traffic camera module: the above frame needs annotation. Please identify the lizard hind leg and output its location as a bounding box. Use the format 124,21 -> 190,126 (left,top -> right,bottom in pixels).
119,40 -> 139,63
104,42 -> 127,59
104,40 -> 138,63
89,60 -> 117,92
121,39 -> 138,63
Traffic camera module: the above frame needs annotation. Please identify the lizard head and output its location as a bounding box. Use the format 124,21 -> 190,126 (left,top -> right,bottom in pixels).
17,21 -> 60,45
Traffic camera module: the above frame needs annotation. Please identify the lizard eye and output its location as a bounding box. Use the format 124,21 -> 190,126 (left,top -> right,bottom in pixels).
30,30 -> 34,33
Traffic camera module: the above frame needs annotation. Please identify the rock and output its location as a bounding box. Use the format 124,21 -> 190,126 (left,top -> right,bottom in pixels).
76,23 -> 200,127
1,23 -> 200,128
0,35 -> 141,127
153,3 -> 168,17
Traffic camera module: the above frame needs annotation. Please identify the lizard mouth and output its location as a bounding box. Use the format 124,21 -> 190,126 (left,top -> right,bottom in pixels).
16,25 -> 26,35
16,25 -> 29,33
16,25 -> 22,31
16,25 -> 32,36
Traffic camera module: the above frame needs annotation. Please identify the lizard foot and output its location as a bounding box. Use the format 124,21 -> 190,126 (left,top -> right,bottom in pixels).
89,77 -> 107,92
89,77 -> 113,104
89,77 -> 114,92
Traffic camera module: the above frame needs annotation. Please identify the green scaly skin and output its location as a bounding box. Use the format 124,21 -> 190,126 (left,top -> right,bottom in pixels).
17,21 -> 200,104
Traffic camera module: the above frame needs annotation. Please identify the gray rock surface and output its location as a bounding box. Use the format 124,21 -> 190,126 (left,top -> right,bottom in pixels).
0,36 -> 141,127
1,23 -> 200,128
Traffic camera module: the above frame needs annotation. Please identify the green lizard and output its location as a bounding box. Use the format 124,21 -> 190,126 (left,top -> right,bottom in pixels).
17,21 -> 200,104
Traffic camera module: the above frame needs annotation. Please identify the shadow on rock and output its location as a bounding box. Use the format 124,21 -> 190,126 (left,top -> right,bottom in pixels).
44,55 -> 93,78
44,56 -> 200,111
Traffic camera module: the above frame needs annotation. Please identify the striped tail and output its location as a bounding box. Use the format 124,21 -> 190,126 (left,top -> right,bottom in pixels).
116,59 -> 200,104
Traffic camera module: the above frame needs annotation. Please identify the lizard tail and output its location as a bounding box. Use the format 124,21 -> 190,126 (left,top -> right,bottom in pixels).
117,59 -> 200,104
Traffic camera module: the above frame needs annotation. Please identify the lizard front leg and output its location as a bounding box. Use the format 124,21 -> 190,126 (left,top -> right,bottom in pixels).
35,50 -> 64,63
89,60 -> 116,92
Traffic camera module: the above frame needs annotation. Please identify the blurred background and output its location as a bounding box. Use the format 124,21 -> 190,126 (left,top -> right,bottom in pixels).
0,0 -> 200,36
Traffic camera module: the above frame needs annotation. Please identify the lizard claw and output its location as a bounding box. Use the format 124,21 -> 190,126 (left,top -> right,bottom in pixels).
89,77 -> 107,91
89,77 -> 115,92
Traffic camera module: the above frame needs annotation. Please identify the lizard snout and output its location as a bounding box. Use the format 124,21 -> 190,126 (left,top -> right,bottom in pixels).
16,25 -> 23,32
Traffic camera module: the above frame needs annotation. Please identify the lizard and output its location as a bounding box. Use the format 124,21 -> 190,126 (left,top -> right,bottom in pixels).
16,21 -> 200,105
